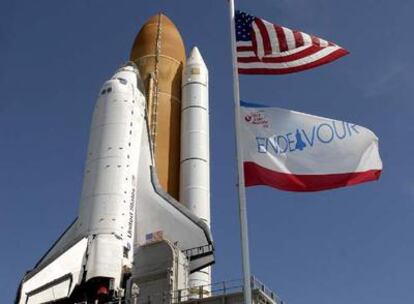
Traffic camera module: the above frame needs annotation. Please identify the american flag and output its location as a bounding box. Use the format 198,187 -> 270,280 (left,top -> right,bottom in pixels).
145,230 -> 163,243
235,10 -> 349,74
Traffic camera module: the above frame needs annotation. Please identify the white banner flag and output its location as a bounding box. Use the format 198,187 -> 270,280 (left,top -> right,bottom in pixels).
240,101 -> 382,191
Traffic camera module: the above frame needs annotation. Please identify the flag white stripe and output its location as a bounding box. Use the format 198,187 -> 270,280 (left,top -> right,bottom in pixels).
265,22 -> 280,53
302,33 -> 313,46
236,41 -> 252,47
252,22 -> 265,59
283,27 -> 296,50
319,38 -> 329,47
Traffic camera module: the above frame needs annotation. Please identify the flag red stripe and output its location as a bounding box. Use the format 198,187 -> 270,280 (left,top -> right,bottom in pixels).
274,25 -> 288,52
251,28 -> 258,59
293,31 -> 304,48
238,48 -> 349,74
244,162 -> 381,192
237,45 -> 254,52
311,36 -> 320,46
254,18 -> 273,55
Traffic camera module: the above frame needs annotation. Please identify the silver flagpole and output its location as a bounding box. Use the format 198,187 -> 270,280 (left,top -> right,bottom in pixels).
228,1 -> 252,303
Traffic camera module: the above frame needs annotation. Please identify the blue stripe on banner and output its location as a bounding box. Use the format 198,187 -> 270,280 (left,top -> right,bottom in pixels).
240,100 -> 269,108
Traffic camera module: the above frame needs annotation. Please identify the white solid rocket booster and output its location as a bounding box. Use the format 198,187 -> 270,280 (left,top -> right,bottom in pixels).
78,63 -> 146,290
180,47 -> 211,289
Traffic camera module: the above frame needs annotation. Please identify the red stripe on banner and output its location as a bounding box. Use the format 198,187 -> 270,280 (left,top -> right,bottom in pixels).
238,48 -> 349,74
254,18 -> 273,55
275,25 -> 288,52
293,31 -> 304,48
244,162 -> 381,192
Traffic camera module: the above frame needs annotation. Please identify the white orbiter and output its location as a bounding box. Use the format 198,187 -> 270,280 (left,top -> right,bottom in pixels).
16,51 -> 213,303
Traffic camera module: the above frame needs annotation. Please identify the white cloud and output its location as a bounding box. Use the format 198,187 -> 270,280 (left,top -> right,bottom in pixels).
364,63 -> 404,98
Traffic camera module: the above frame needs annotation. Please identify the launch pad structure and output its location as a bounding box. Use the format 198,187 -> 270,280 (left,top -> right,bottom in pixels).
14,12 -> 284,304
116,278 -> 282,304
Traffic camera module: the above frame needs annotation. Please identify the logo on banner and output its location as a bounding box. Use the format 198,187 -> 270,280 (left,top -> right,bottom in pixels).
256,121 -> 360,155
244,111 -> 269,128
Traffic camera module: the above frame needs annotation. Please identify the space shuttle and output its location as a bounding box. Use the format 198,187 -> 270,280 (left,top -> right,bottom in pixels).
16,14 -> 213,304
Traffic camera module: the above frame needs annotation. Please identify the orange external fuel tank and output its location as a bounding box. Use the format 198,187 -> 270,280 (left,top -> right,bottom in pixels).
130,14 -> 185,200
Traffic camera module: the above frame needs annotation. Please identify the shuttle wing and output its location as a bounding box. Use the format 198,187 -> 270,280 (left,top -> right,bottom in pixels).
135,119 -> 214,272
33,219 -> 81,270
16,237 -> 88,304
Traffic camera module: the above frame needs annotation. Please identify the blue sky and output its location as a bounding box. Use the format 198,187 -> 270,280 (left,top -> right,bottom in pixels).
1,1 -> 413,303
